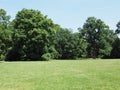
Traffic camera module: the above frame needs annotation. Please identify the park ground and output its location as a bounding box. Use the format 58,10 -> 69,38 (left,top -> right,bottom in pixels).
0,59 -> 120,90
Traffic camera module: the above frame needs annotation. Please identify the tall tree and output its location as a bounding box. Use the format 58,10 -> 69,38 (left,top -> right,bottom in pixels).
110,37 -> 120,58
109,21 -> 120,58
79,17 -> 116,58
55,28 -> 86,59
0,9 -> 11,60
6,9 -> 57,61
116,21 -> 120,34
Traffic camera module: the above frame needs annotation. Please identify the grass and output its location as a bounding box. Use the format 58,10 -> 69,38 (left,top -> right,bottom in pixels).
0,59 -> 120,90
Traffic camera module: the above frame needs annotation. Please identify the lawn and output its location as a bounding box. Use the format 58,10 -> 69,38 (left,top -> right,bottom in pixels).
0,59 -> 120,90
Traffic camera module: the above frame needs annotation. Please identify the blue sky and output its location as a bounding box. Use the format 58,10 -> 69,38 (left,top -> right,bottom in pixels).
0,0 -> 120,32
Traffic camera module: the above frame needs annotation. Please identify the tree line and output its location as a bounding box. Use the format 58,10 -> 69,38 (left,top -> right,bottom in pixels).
0,8 -> 120,61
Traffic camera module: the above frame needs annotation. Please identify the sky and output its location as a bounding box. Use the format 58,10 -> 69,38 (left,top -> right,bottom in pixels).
0,0 -> 120,32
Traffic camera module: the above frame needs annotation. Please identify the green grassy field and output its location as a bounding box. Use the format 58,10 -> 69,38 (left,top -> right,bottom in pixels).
0,59 -> 120,90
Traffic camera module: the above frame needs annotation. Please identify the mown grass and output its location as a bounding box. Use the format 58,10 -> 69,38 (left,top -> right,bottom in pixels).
0,59 -> 120,90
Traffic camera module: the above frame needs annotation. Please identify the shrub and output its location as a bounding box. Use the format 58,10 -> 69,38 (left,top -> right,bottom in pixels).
0,54 -> 5,61
41,53 -> 51,61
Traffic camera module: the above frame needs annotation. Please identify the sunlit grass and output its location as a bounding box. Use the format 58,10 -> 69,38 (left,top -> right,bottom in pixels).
0,59 -> 120,90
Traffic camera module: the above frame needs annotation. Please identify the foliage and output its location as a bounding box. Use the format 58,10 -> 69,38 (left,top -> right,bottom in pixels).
55,28 -> 86,59
41,53 -> 51,61
110,37 -> 120,58
79,17 -> 116,58
0,9 -> 119,60
6,9 -> 57,61
116,21 -> 120,34
0,9 -> 11,61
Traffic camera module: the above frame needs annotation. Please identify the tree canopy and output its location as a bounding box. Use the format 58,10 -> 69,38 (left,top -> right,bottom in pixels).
6,9 -> 57,61
116,21 -> 120,34
78,17 -> 116,58
0,9 -> 11,60
55,28 -> 86,59
0,8 -> 119,61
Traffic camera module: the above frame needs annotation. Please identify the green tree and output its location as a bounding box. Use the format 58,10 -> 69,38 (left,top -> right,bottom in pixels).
116,21 -> 120,34
6,9 -> 57,61
109,21 -> 120,58
55,28 -> 85,59
0,9 -> 11,60
79,17 -> 116,58
110,37 -> 120,58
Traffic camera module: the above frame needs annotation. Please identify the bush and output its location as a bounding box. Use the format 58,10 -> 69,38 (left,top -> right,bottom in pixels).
41,53 -> 51,61
0,54 -> 5,61
48,46 -> 59,59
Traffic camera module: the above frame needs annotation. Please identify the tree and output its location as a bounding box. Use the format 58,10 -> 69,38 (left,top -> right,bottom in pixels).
116,21 -> 120,34
6,9 -> 57,61
0,9 -> 11,60
79,17 -> 116,58
109,21 -> 120,58
55,28 -> 86,59
110,37 -> 120,58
